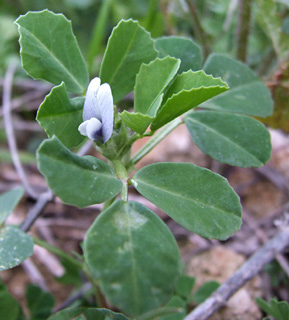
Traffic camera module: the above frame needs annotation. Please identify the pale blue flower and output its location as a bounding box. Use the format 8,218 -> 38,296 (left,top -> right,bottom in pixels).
78,77 -> 114,143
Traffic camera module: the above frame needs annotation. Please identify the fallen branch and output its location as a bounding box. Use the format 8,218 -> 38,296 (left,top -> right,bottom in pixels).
185,226 -> 289,320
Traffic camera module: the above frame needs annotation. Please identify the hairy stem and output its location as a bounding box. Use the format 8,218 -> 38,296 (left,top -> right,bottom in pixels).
112,159 -> 129,201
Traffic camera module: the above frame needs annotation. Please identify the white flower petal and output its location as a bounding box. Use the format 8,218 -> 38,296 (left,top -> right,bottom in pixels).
83,77 -> 101,121
86,117 -> 102,141
78,120 -> 90,136
97,83 -> 114,142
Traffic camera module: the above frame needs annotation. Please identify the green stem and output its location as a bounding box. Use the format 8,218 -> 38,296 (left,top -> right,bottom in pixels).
131,117 -> 183,164
33,237 -> 83,270
112,159 -> 129,202
236,0 -> 252,62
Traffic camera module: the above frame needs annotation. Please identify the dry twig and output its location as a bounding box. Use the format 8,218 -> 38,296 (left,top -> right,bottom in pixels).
184,226 -> 289,320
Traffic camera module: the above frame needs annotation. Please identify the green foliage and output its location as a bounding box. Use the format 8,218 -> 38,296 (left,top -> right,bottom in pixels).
192,281 -> 220,304
36,82 -> 85,149
132,163 -> 242,240
15,10 -> 89,94
37,136 -> 123,207
0,226 -> 33,271
155,36 -> 202,73
202,54 -> 273,117
48,307 -> 129,320
256,297 -> 289,320
0,291 -> 22,320
185,111 -> 271,167
83,200 -> 181,316
121,56 -> 180,133
100,19 -> 158,102
26,284 -> 55,320
151,70 -> 229,131
0,187 -> 24,224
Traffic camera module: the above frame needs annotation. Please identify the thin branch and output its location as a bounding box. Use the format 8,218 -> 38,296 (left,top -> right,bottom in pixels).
236,0 -> 253,62
184,226 -> 289,320
2,63 -> 39,199
184,0 -> 210,59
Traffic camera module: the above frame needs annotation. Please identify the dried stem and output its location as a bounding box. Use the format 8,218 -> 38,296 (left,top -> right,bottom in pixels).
184,227 -> 289,320
2,63 -> 39,199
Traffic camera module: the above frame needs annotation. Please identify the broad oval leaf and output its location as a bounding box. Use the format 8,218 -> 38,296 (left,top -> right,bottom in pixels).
151,70 -> 228,131
132,163 -> 242,240
155,36 -> 202,73
48,307 -> 129,320
15,10 -> 89,94
84,200 -> 181,316
201,54 -> 273,117
0,226 -> 34,271
185,111 -> 272,167
37,82 -> 85,148
37,136 -> 122,207
0,187 -> 24,224
100,19 -> 158,103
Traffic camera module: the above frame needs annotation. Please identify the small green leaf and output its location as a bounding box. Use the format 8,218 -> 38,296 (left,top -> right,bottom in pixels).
0,226 -> 34,271
155,36 -> 202,73
0,187 -> 24,224
132,163 -> 242,240
151,70 -> 228,131
84,200 -> 181,316
100,19 -> 158,102
120,111 -> 154,134
37,83 -> 85,149
37,136 -> 122,208
0,292 -> 22,320
185,111 -> 271,167
26,284 -> 55,320
192,281 -> 220,304
134,57 -> 180,115
48,308 -> 129,320
201,54 -> 273,117
256,298 -> 289,320
15,10 -> 89,94
175,275 -> 195,301
157,296 -> 186,320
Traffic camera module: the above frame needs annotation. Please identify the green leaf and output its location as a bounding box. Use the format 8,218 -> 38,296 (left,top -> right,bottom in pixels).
151,70 -> 228,131
192,281 -> 220,304
100,19 -> 158,103
132,163 -> 242,240
120,111 -> 154,134
0,292 -> 22,320
84,200 -> 181,316
37,83 -> 85,149
157,296 -> 186,320
185,111 -> 272,168
201,54 -> 273,117
155,36 -> 202,73
0,187 -> 24,224
48,308 -> 129,320
175,275 -> 195,301
15,10 -> 89,94
120,57 -> 180,134
26,284 -> 55,320
134,57 -> 180,115
256,298 -> 289,320
56,259 -> 82,285
0,226 -> 34,271
37,136 -> 122,207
